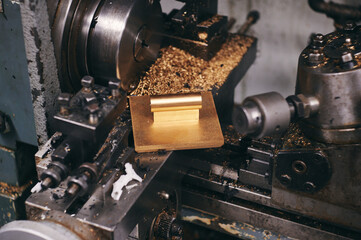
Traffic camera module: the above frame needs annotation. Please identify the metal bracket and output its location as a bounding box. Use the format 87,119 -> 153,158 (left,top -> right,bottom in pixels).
275,150 -> 332,193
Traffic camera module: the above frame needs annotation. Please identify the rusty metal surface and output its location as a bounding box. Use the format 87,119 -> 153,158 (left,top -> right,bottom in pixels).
0,194 -> 18,227
269,123 -> 361,231
0,143 -> 37,186
272,144 -> 361,231
182,189 -> 358,239
182,206 -> 289,240
27,149 -> 183,239
27,210 -> 109,240
175,121 -> 361,238
0,180 -> 32,226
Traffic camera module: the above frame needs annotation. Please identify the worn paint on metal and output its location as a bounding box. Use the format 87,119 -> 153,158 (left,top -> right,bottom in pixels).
0,0 -> 38,148
0,0 -> 61,148
182,206 -> 293,240
0,143 -> 37,186
0,196 -> 17,226
0,148 -> 18,185
0,180 -> 32,226
0,145 -> 14,154
0,181 -> 32,199
183,215 -> 213,225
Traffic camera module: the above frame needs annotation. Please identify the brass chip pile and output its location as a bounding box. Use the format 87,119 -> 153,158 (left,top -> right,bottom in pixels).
282,123 -> 313,149
132,34 -> 254,96
0,181 -> 32,198
199,14 -> 224,27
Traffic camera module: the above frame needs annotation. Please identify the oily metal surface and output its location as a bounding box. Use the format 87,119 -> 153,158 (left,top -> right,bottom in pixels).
130,92 -> 224,153
271,124 -> 361,231
296,64 -> 361,143
52,0 -> 80,91
67,0 -> 102,87
182,190 -> 356,240
52,0 -> 163,92
296,28 -> 361,143
26,151 -> 182,239
88,0 -> 163,91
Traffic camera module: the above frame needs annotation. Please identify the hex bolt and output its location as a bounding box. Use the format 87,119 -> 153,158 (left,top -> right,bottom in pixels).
310,33 -> 325,49
84,93 -> 97,105
308,51 -> 324,65
158,190 -> 170,200
291,94 -> 320,119
280,174 -> 292,186
108,79 -> 122,98
341,51 -> 354,63
81,75 -> 95,92
345,37 -> 352,45
86,103 -> 100,125
304,182 -> 316,193
343,21 -> 356,31
341,51 -> 356,69
57,93 -> 72,116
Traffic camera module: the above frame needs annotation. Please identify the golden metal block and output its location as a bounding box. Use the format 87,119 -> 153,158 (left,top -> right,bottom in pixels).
130,92 -> 224,153
153,109 -> 200,124
151,93 -> 202,123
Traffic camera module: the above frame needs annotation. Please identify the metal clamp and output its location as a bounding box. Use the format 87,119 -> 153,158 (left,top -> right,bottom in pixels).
275,150 -> 332,193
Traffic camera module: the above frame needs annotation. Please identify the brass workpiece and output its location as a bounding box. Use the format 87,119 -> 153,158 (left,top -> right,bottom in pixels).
150,93 -> 202,112
3,1 -> 361,239
132,34 -> 254,96
130,92 -> 224,153
151,93 -> 203,123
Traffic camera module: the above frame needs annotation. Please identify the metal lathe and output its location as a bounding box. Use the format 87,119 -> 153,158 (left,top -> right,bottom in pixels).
0,0 -> 360,239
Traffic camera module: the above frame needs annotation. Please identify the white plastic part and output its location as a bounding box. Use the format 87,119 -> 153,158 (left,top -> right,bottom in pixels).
111,163 -> 143,200
31,182 -> 43,193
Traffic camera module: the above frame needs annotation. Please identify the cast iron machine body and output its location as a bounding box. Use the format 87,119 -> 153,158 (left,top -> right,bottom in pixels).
231,23 -> 361,238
